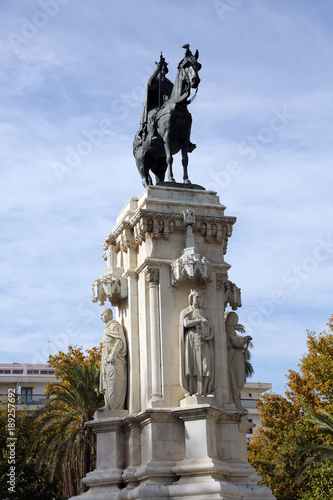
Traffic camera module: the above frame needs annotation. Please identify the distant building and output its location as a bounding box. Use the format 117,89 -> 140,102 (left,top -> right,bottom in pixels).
241,382 -> 272,440
0,363 -> 56,410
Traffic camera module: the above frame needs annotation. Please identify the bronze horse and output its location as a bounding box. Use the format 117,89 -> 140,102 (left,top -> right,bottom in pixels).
133,49 -> 201,188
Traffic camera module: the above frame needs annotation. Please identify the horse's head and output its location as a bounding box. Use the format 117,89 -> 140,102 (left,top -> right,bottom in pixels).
178,48 -> 202,90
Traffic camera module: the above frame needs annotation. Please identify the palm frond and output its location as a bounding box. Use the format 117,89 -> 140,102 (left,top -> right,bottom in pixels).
295,409 -> 333,485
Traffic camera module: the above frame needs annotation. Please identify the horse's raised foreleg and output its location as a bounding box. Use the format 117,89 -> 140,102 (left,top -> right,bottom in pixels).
163,132 -> 175,182
181,142 -> 191,184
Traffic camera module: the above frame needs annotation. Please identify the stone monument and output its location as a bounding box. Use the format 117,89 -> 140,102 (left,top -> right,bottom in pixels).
71,46 -> 275,499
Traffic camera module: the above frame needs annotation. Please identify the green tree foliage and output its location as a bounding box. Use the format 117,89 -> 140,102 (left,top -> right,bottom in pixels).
34,345 -> 103,499
298,460 -> 333,500
296,410 -> 333,486
0,345 -> 102,499
248,315 -> 333,500
0,403 -> 63,500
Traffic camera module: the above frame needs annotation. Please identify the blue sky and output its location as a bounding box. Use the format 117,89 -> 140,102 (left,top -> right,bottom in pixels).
1,0 -> 332,396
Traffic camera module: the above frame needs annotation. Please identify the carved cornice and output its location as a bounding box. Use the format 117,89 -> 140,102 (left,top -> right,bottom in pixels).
102,209 -> 236,250
133,209 -> 183,224
195,214 -> 236,225
196,221 -> 231,253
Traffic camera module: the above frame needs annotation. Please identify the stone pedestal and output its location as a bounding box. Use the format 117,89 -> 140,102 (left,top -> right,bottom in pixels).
73,185 -> 275,499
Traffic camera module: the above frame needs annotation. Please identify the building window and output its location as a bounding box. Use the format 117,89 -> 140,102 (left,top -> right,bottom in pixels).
48,371 -> 55,375
4,370 -> 11,374
27,370 -> 39,374
248,419 -> 253,434
40,370 -> 48,374
21,388 -> 33,404
12,370 -> 24,374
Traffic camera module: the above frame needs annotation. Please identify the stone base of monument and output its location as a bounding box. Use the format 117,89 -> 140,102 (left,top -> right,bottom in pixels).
69,403 -> 274,500
70,185 -> 275,500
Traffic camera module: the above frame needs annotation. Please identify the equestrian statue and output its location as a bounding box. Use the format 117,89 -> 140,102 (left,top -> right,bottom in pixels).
133,45 -> 202,188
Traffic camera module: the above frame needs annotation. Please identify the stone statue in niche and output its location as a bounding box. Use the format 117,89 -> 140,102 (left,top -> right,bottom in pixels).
99,308 -> 127,410
179,289 -> 214,396
225,311 -> 252,410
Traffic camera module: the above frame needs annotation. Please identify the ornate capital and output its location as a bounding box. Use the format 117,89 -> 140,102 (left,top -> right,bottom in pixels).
145,267 -> 160,287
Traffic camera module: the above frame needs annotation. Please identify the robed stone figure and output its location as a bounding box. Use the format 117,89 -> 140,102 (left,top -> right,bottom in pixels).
179,290 -> 214,396
225,311 -> 252,410
99,308 -> 127,410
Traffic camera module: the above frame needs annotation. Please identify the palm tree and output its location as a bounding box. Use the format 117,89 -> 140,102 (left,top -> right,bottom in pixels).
296,409 -> 333,484
34,358 -> 104,498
